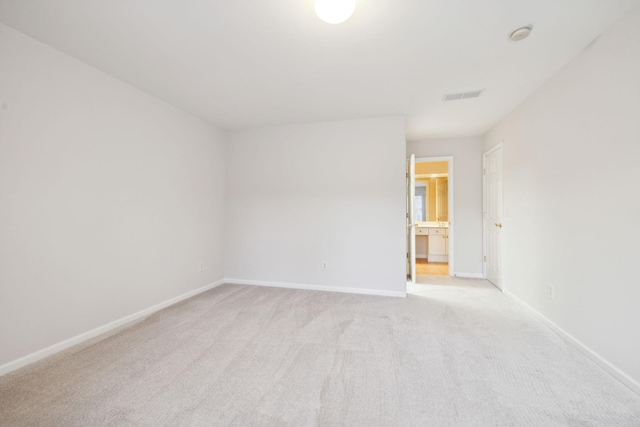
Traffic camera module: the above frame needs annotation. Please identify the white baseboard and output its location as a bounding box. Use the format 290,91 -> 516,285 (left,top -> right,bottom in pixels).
225,278 -> 407,298
505,290 -> 640,396
454,272 -> 484,279
0,279 -> 225,377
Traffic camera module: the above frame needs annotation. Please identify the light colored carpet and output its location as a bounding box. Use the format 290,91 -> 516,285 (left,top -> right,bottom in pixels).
1,278 -> 639,426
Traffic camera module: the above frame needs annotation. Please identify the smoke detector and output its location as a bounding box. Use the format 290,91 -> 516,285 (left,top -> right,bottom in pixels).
510,26 -> 532,41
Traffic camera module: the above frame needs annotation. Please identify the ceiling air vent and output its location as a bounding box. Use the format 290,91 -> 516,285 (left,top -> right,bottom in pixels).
442,90 -> 484,101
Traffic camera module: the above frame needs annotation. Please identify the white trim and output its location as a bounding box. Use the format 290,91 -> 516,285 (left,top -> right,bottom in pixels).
409,154 -> 416,283
483,142 -> 503,157
225,278 -> 407,298
0,279 -> 225,377
505,290 -> 640,396
454,272 -> 484,279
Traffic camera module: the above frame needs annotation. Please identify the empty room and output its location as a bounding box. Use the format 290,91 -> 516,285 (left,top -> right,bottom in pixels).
1,0 -> 640,426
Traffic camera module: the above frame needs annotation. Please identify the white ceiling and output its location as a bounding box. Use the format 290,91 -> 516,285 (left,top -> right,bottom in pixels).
1,0 -> 638,140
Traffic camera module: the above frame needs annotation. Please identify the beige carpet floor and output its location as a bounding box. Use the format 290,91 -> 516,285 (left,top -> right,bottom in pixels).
1,278 -> 640,426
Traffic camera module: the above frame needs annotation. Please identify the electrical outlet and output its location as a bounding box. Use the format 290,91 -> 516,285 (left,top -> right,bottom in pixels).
321,261 -> 328,271
199,262 -> 204,272
547,284 -> 554,299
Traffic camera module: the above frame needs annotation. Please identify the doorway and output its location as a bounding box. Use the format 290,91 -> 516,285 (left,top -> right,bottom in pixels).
407,156 -> 454,284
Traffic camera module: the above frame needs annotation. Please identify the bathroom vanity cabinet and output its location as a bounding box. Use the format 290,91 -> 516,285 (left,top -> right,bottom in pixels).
416,226 -> 448,262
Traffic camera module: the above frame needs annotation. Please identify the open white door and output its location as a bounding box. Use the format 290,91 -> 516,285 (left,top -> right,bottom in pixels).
407,154 -> 416,283
483,145 -> 503,289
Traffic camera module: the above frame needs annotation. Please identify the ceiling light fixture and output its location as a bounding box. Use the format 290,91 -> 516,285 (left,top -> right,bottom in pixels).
510,26 -> 532,41
315,0 -> 356,24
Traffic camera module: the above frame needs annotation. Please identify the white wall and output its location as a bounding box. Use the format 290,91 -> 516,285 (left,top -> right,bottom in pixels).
225,117 -> 407,295
484,5 -> 640,388
407,137 -> 484,276
0,24 -> 226,368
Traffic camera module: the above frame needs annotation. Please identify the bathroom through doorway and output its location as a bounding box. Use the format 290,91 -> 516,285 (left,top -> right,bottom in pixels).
407,156 -> 454,283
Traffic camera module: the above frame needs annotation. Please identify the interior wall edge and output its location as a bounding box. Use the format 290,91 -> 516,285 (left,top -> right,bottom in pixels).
0,279 -> 226,378
224,278 -> 408,298
504,290 -> 640,397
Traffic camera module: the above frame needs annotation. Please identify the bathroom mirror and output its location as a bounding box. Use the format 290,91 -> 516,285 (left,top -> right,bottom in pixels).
414,176 -> 448,222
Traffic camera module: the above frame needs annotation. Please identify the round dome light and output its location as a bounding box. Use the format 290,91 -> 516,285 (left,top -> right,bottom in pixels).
314,0 -> 356,24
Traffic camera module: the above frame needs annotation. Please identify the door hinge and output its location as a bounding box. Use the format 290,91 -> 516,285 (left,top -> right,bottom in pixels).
484,256 -> 487,262
483,168 -> 486,175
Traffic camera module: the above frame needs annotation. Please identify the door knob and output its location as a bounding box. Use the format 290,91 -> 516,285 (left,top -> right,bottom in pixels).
495,223 -> 503,228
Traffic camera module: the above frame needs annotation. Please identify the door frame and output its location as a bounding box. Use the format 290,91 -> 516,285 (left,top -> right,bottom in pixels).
407,154 -> 416,283
412,156 -> 454,278
482,143 -> 504,289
